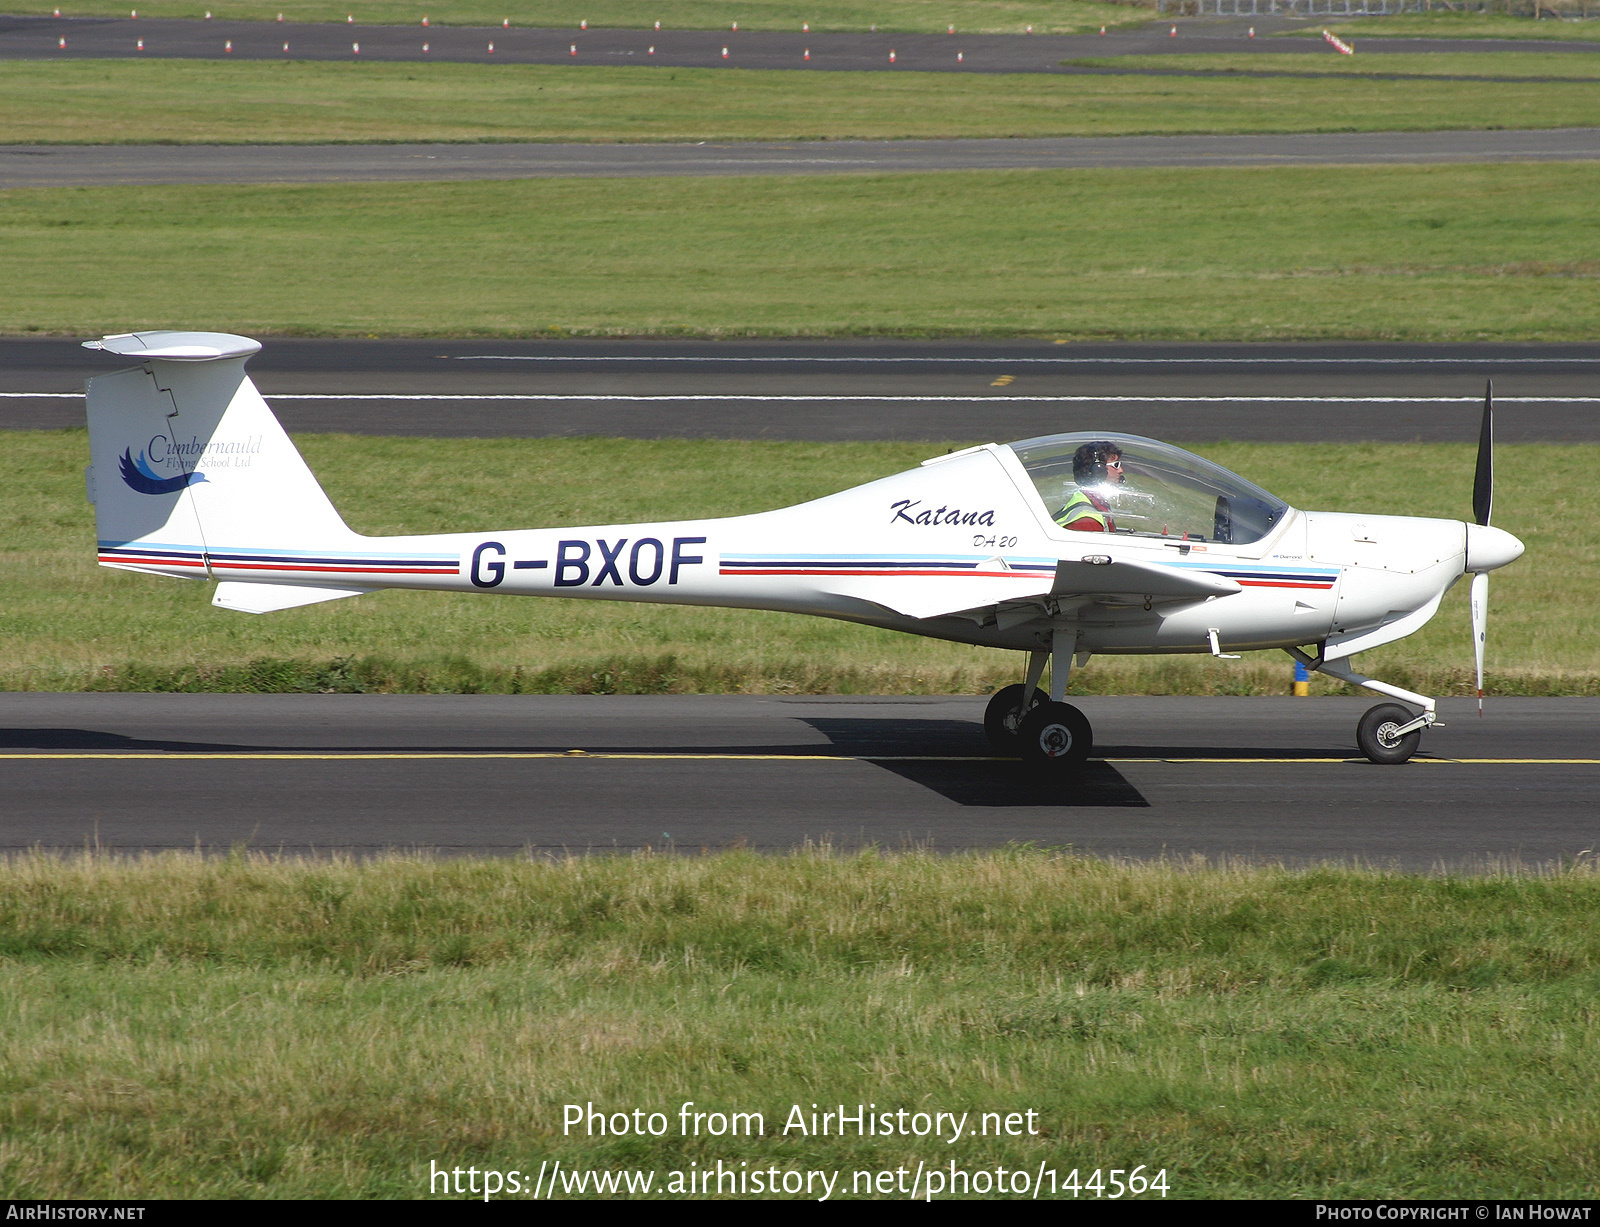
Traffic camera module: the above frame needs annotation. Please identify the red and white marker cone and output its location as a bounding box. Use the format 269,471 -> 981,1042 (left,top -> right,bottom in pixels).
487,40 -> 493,52
136,37 -> 143,48
1248,25 -> 1256,36
569,42 -> 576,54
53,7 -> 60,16
579,19 -> 586,29
721,45 -> 728,57
731,20 -> 737,30
204,11 -> 211,18
1025,24 -> 1033,33
277,11 -> 284,20
130,9 -> 137,18
1170,24 -> 1177,36
1099,25 -> 1106,34
347,15 -> 353,23
654,21 -> 661,30
888,48 -> 895,62
803,47 -> 809,59
421,16 -> 429,26
801,21 -> 808,31
647,44 -> 654,53
502,18 -> 509,27
224,39 -> 232,51
57,35 -> 64,46
947,24 -> 954,33
350,41 -> 358,54
421,41 -> 428,51
956,50 -> 963,62
282,41 -> 289,51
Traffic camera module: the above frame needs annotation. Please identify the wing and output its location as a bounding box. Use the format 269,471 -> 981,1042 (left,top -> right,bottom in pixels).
860,556 -> 1242,623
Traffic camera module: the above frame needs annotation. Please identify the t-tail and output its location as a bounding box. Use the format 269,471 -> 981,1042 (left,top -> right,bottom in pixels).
83,330 -> 382,614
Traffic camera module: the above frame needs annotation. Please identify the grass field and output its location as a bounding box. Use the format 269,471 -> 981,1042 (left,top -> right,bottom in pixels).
22,0 -> 1146,31
4,163 -> 1600,340
1067,49 -> 1600,76
3,849 -> 1599,1198
5,58 -> 1600,143
1310,11 -> 1600,41
3,432 -> 1586,696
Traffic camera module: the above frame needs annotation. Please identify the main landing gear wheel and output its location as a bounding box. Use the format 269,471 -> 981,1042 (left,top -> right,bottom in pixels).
1017,701 -> 1093,773
984,684 -> 1048,753
1357,702 -> 1423,765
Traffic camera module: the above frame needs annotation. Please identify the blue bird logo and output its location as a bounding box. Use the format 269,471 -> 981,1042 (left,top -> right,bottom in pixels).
118,448 -> 209,496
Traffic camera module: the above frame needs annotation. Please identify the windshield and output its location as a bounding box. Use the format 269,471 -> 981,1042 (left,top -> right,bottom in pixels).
1007,433 -> 1289,545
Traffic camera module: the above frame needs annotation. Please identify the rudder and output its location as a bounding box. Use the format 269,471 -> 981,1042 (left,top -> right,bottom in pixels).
84,331 -> 356,582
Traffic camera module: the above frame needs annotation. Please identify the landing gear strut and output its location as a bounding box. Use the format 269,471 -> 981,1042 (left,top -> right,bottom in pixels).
987,630 -> 1094,772
1289,648 -> 1437,765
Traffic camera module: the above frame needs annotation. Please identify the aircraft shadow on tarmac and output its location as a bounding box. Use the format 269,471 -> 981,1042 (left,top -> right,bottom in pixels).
0,720 -> 1357,811
797,717 -> 1152,808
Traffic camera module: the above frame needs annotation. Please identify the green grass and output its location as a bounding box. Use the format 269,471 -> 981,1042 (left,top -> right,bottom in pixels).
3,849 -> 1599,1198
5,164 -> 1600,339
1067,49 -> 1600,76
2,432 -> 1587,695
5,58 -> 1600,143
26,0 -> 1148,32
1307,10 -> 1600,41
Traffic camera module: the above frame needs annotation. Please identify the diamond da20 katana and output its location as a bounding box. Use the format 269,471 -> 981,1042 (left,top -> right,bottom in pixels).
80,330 -> 1524,769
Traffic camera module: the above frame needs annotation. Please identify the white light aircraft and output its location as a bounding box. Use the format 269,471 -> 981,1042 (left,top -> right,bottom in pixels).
80,330 -> 1525,769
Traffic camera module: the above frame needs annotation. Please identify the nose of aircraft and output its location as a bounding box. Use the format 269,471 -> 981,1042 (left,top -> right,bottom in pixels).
1465,522 -> 1525,573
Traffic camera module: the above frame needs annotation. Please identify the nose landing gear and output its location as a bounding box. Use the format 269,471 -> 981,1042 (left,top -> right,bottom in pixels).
1356,702 -> 1424,764
1290,649 -> 1438,765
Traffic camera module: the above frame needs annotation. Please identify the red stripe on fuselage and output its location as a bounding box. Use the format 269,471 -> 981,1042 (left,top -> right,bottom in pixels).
209,562 -> 457,575
719,568 -> 1040,578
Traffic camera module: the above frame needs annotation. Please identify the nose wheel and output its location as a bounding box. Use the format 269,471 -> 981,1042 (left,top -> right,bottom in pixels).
1356,702 -> 1424,764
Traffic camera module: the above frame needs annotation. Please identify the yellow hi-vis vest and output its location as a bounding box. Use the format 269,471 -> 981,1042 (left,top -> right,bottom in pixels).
1054,489 -> 1114,531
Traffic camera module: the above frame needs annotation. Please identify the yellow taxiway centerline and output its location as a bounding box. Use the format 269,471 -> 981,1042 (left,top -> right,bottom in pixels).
0,753 -> 1594,764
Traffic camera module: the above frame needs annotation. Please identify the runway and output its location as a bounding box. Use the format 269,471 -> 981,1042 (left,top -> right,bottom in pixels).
1,694 -> 1593,866
10,12 -> 1600,73
7,127 -> 1600,189
5,337 -> 1599,442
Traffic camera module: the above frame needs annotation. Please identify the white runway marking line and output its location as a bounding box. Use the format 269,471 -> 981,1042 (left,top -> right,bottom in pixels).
0,752 -> 1594,764
449,355 -> 1600,365
10,394 -> 1600,404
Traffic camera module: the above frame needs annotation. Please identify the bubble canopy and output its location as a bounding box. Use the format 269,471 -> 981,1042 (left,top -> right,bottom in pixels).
1007,433 -> 1290,546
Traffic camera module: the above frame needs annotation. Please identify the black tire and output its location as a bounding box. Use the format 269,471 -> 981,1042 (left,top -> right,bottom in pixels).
984,684 -> 1048,753
1357,702 -> 1423,764
1017,701 -> 1094,772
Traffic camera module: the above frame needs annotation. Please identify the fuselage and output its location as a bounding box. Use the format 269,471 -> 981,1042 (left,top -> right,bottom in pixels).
99,439 -> 1520,661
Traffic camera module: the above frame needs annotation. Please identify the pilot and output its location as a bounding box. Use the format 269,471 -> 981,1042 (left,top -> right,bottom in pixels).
1053,441 -> 1125,532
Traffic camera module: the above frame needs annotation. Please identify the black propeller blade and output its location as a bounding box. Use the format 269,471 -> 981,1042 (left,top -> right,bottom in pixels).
1473,379 -> 1494,527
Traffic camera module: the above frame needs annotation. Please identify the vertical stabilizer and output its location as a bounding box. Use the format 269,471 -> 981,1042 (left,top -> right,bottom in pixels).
84,331 -> 355,580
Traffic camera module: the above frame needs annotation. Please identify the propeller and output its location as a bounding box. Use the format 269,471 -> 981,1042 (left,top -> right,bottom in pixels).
1471,380 -> 1493,716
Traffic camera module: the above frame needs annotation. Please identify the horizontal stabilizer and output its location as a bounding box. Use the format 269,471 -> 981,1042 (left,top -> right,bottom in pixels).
83,330 -> 261,362
212,581 -> 375,615
1051,557 -> 1242,601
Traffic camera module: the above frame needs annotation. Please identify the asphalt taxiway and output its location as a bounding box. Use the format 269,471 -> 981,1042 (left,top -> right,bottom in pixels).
5,337 -> 1598,442
6,128 -> 1600,189
11,12 -> 1600,73
1,694 -> 1593,866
